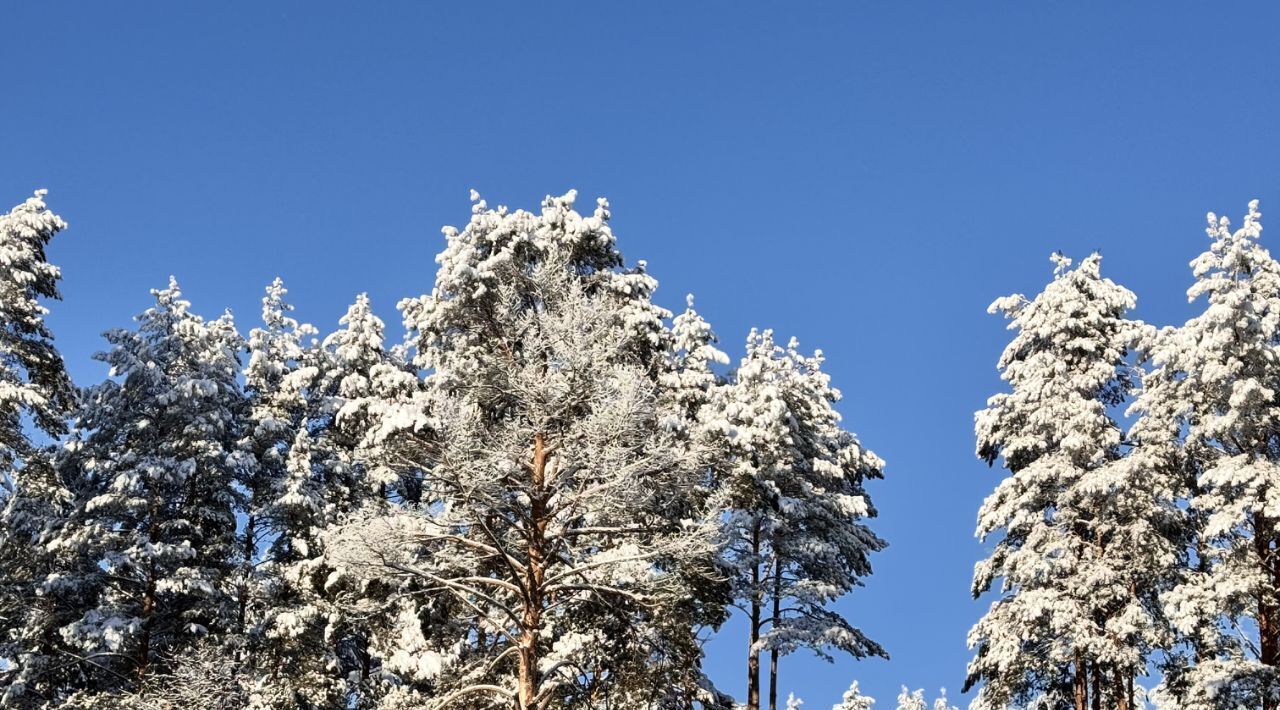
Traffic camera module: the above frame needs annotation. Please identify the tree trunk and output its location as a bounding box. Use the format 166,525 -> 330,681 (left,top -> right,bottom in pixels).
138,556 -> 156,684
1072,653 -> 1087,710
1256,512 -> 1279,710
239,513 -> 256,632
1113,667 -> 1130,710
747,520 -> 762,710
137,507 -> 160,685
769,552 -> 781,710
1090,661 -> 1102,710
518,433 -> 551,710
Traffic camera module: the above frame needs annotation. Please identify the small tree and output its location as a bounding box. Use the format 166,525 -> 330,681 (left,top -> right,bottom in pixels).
831,680 -> 875,710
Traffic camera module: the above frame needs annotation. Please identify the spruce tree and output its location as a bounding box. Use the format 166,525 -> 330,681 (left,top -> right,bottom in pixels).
47,279 -> 245,693
0,190 -> 77,705
0,190 -> 74,480
831,681 -> 875,710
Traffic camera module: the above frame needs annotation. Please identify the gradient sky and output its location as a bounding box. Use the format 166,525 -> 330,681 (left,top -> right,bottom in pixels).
5,3 -> 1280,706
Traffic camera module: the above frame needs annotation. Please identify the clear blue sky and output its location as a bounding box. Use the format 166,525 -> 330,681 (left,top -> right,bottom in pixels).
4,3 -> 1280,706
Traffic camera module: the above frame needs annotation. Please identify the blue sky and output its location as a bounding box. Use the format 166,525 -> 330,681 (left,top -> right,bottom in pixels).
4,3 -> 1280,706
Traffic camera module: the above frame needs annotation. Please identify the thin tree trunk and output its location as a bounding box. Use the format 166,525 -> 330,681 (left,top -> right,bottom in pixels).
239,513 -> 256,632
1090,661 -> 1102,710
137,507 -> 160,685
769,554 -> 781,710
138,556 -> 156,684
518,433 -> 551,710
1256,512 -> 1278,710
747,520 -> 762,710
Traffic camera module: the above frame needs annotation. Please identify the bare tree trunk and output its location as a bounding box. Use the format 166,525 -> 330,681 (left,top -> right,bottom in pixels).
747,520 -> 762,710
1113,667 -> 1130,710
518,433 -> 551,710
1090,661 -> 1102,710
1257,512 -> 1279,710
769,554 -> 781,710
1073,653 -> 1087,710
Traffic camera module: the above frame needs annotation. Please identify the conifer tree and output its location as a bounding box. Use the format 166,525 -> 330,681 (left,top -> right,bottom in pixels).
968,253 -> 1177,710
1136,201 -> 1280,709
230,279 -> 332,705
256,293 -> 419,708
709,329 -> 885,710
0,190 -> 76,705
321,191 -> 726,709
894,687 -> 957,710
45,279 -> 245,693
831,680 -> 875,710
0,189 -> 74,482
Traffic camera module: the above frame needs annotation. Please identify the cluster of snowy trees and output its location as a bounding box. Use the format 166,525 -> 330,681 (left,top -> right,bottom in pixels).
971,200 -> 1280,709
0,189 -> 890,710
13,184 -> 1278,710
787,683 -> 956,710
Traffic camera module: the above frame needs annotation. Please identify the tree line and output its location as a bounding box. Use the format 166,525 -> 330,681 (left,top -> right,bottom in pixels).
5,186 -> 1276,709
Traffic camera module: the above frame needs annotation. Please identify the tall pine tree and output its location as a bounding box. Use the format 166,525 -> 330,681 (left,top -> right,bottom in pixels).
968,253 -> 1178,710
1137,201 -> 1280,709
320,191 -> 726,709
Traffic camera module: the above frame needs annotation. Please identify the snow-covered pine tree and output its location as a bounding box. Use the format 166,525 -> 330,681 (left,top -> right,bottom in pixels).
42,278 -> 245,694
0,449 -> 103,706
0,190 -> 78,704
112,639 -> 252,710
894,687 -> 957,710
708,329 -> 885,710
321,293 -> 424,508
320,191 -> 725,709
968,252 -> 1177,710
1135,201 -> 1280,709
831,680 -> 875,710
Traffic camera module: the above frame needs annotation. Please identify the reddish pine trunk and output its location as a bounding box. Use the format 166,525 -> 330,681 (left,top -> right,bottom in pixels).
239,514 -> 256,632
137,508 -> 161,685
518,433 -> 551,710
1113,667 -> 1130,710
1072,654 -> 1087,710
137,556 -> 156,684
